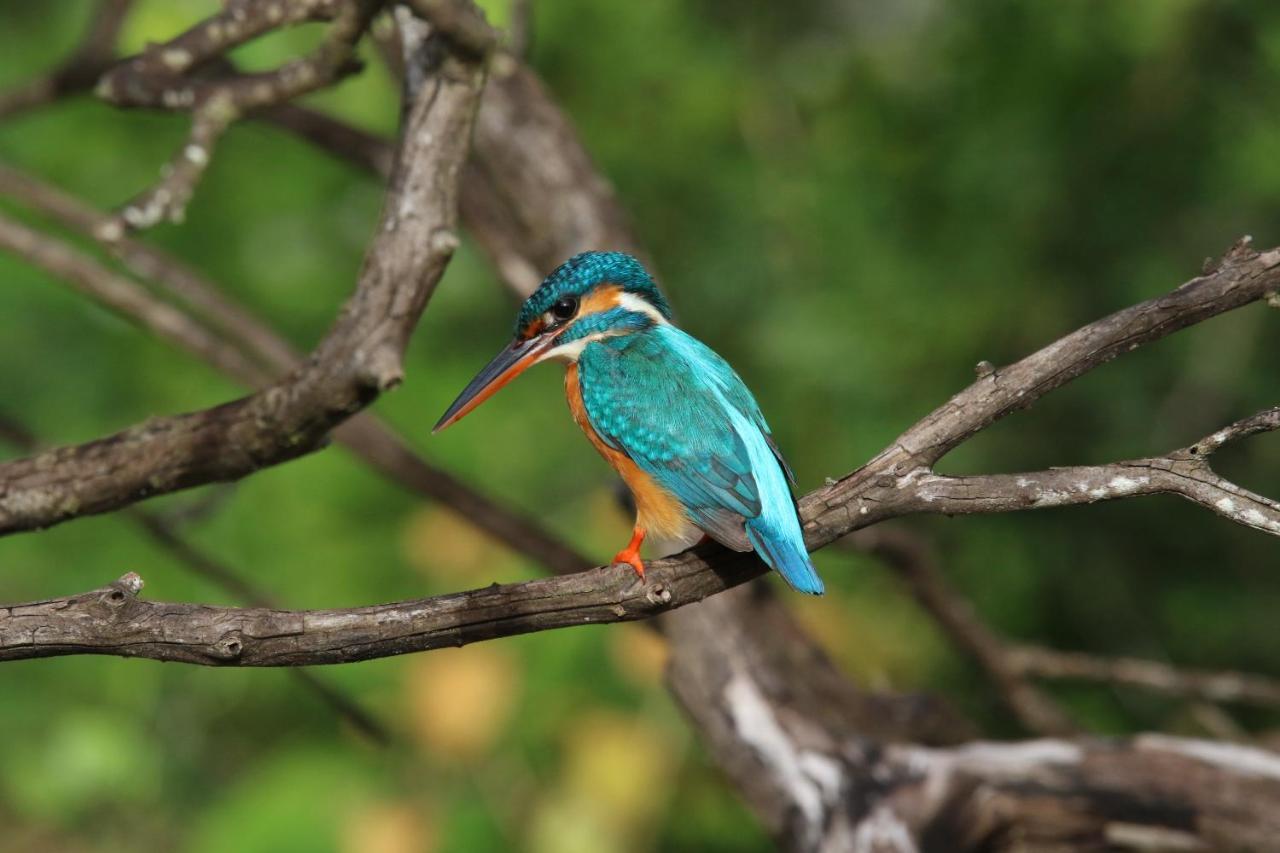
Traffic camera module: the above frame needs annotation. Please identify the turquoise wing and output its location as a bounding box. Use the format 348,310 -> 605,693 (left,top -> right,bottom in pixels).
578,326 -> 823,594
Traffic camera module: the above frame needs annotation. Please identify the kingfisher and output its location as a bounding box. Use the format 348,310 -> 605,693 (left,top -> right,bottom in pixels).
434,252 -> 824,595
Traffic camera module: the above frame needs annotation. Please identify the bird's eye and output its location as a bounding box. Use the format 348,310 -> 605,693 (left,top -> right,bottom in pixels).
550,296 -> 578,322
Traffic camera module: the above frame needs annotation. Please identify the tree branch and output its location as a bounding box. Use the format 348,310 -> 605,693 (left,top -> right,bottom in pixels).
3,241 -> 1277,666
0,161 -> 590,575
0,212 -> 267,382
0,11 -> 487,537
805,239 -> 1280,535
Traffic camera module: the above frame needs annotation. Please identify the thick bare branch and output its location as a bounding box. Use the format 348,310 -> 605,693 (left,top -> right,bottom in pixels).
3,242 -> 1276,665
0,558 -> 740,665
0,19 -> 487,536
666,594 -> 1280,850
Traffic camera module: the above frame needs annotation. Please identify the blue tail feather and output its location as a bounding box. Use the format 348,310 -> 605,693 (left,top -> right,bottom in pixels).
746,522 -> 824,595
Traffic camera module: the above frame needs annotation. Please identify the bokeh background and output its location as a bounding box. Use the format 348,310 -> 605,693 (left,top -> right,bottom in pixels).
3,0 -> 1280,850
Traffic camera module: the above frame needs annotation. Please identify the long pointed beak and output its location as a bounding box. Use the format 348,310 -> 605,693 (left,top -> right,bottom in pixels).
433,335 -> 551,433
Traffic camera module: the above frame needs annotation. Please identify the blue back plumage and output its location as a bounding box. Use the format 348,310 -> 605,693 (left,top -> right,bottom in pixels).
577,324 -> 824,595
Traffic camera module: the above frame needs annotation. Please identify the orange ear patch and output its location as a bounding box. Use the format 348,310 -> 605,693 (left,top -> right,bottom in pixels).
578,284 -> 623,316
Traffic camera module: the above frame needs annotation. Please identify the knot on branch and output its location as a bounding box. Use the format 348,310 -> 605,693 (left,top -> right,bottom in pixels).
103,572 -> 144,607
214,632 -> 245,661
645,583 -> 673,607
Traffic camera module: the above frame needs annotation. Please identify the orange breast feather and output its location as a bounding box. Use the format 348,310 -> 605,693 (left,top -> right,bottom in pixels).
565,362 -> 688,538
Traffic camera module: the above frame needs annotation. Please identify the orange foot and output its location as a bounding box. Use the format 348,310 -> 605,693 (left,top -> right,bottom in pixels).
612,525 -> 647,579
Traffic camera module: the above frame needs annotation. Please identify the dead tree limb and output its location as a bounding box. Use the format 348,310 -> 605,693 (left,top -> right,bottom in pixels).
2,241 -> 1277,666
0,13 -> 487,537
0,162 -> 590,574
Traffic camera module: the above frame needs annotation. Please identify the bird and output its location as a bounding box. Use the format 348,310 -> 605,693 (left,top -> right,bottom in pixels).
433,251 -> 824,595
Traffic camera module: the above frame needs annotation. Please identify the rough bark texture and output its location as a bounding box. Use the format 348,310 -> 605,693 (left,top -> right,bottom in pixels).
670,587 -> 1280,851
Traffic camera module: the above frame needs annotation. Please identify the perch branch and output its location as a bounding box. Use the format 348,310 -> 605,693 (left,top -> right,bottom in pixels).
2,241 -> 1278,665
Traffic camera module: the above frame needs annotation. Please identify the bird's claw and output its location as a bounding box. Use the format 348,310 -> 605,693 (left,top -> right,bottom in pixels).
611,551 -> 646,580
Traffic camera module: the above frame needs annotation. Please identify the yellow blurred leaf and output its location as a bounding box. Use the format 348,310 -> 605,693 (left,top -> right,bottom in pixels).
794,591 -> 943,688
527,791 -> 625,853
400,506 -> 510,584
559,711 -> 676,832
405,645 -> 521,761
608,625 -> 669,686
340,802 -> 434,853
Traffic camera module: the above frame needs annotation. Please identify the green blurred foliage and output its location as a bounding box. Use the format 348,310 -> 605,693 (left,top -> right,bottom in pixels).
2,0 -> 1280,850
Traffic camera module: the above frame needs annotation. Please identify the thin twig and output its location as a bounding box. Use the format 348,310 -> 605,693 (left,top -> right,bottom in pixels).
1007,645 -> 1280,709
844,527 -> 1078,736
0,0 -> 133,122
94,0 -> 379,236
0,212 -> 266,382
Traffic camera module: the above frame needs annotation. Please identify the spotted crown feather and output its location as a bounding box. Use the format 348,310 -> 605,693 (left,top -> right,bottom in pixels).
515,251 -> 672,335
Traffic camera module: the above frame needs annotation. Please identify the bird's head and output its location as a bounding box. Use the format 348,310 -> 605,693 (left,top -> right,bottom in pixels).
434,251 -> 670,432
